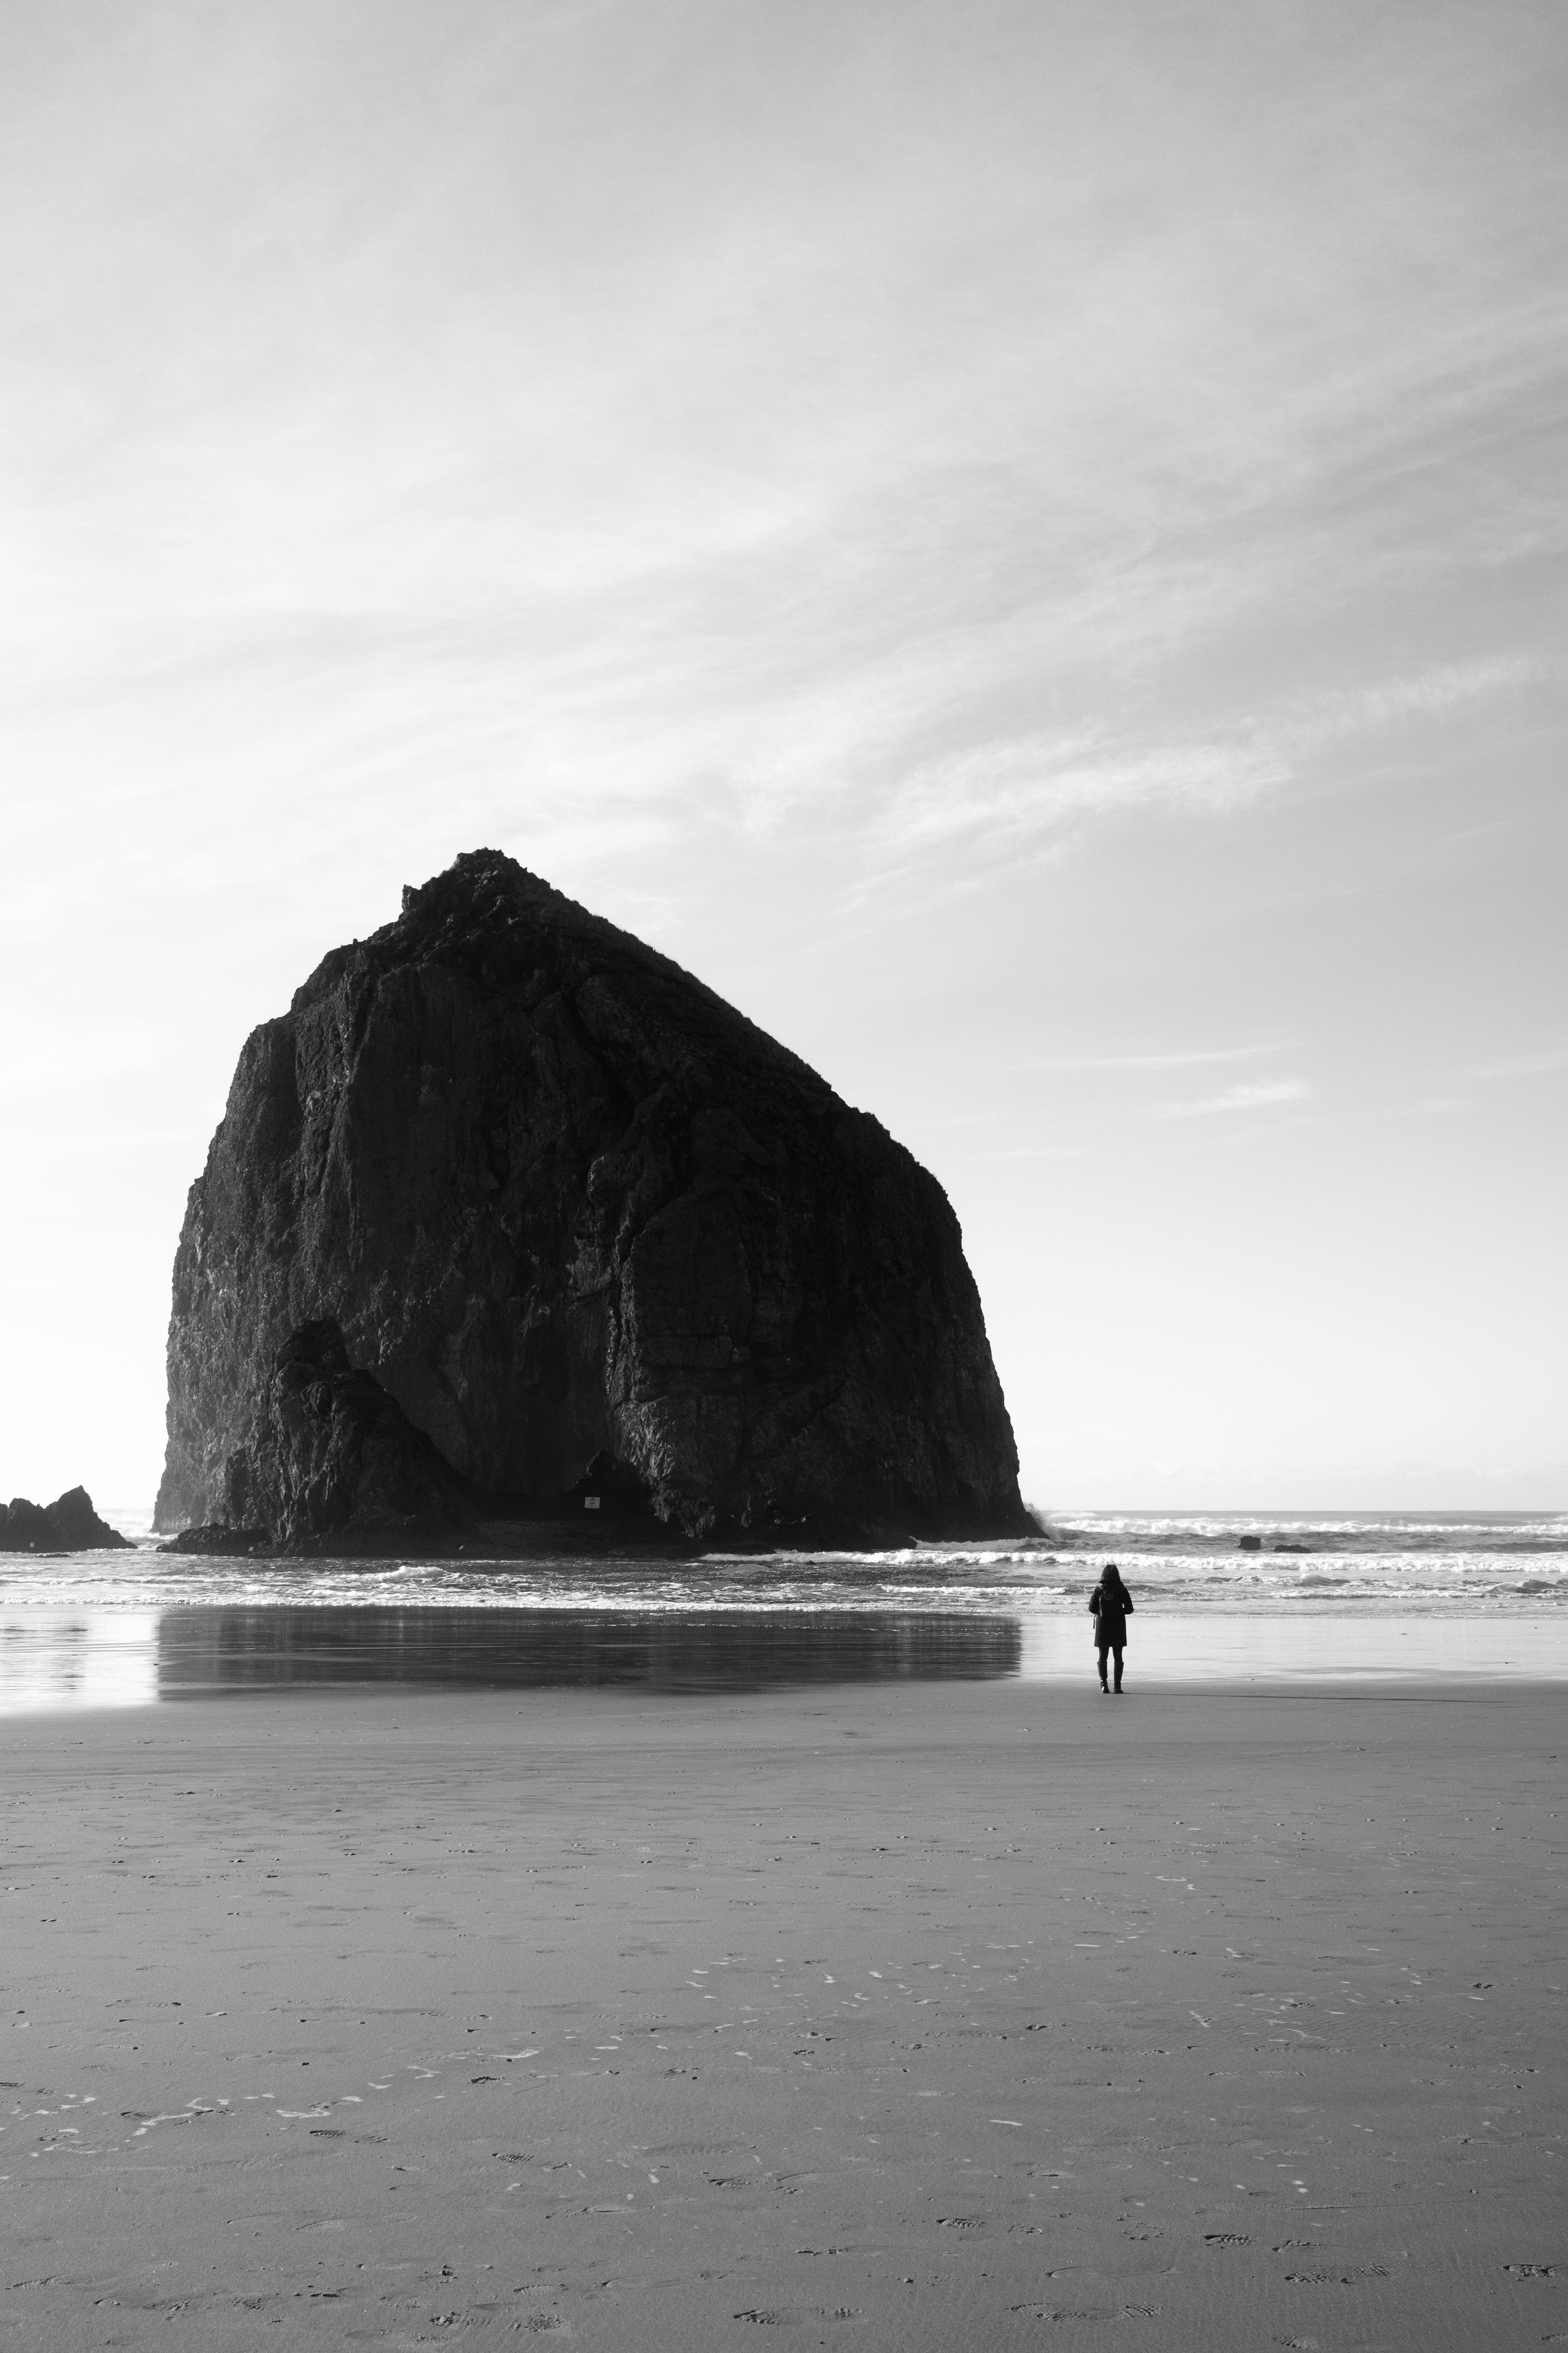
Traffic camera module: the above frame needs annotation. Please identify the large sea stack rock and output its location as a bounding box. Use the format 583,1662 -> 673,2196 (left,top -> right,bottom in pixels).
154,851 -> 1028,1551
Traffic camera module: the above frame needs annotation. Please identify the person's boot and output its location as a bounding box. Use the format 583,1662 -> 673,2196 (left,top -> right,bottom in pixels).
1113,1673 -> 1123,1694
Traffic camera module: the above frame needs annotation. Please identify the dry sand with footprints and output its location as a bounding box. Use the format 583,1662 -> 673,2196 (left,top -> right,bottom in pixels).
3,1676 -> 1562,2349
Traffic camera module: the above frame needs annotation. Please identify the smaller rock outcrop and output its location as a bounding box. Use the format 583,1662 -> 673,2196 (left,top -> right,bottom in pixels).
221,1321 -> 473,1554
2,1498 -> 61,1550
1,1488 -> 131,1552
45,1486 -> 133,1549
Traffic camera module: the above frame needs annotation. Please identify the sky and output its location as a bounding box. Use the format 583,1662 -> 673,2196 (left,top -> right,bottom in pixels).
2,0 -> 1564,1512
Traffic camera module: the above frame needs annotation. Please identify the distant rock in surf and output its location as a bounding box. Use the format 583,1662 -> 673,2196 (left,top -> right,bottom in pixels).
1238,1534 -> 1263,1551
154,850 -> 1028,1554
1,1487 -> 131,1552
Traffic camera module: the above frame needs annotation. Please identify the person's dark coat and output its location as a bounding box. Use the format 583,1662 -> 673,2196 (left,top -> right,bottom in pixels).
1089,1581 -> 1133,1647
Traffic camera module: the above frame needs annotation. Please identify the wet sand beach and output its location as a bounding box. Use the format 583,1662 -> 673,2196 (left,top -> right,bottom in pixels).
2,1675 -> 1562,2351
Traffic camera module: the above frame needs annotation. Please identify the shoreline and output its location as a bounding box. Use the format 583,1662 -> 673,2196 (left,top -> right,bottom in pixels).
4,1675 -> 1562,2348
2,1607 -> 1567,1724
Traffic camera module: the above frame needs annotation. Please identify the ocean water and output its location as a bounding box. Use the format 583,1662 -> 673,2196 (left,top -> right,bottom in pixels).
4,1504 -> 1563,1617
3,1508 -> 1564,1709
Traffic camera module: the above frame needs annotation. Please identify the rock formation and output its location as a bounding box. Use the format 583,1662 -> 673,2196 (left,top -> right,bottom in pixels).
225,1319 -> 471,1551
1,1488 -> 131,1551
154,850 -> 1029,1552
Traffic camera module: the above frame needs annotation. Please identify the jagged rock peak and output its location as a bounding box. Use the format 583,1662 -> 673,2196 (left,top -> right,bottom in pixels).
399,848 -> 555,926
155,850 -> 1028,1552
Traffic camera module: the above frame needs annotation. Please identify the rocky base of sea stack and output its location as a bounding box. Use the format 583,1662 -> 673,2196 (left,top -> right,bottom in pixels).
159,1318 -> 1023,1559
159,1522 -> 274,1556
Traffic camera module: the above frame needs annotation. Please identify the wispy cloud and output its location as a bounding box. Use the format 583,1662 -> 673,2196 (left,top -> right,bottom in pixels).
1015,1045 -> 1284,1075
838,733 -> 1288,910
1475,1048 -> 1568,1080
1272,654 -> 1552,753
1154,1079 -> 1311,1120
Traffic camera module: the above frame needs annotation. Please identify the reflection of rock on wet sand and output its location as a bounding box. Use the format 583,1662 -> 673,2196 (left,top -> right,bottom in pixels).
155,1605 -> 1022,1696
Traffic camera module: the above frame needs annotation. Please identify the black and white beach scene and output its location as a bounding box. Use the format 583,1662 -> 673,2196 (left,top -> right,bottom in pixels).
3,6 -> 1564,2347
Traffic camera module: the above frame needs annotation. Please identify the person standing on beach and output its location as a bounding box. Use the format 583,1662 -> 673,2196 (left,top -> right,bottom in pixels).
1089,1562 -> 1133,1694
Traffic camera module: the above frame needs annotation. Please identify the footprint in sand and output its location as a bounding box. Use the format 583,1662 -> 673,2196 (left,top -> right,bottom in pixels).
1283,2265 -> 1388,2284
1010,2307 -> 1111,2325
734,2310 -> 861,2329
